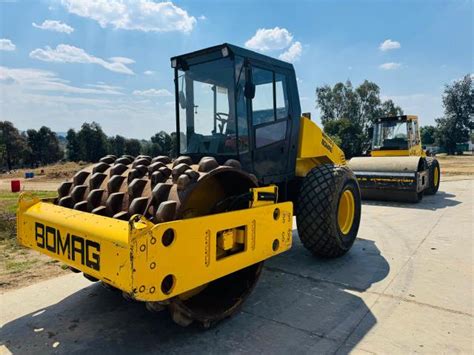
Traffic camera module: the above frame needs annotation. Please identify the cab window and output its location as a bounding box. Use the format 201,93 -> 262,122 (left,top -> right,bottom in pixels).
275,73 -> 289,119
252,68 -> 274,125
251,67 -> 289,148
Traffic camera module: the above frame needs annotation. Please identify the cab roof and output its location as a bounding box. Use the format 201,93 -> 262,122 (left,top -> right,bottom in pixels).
377,115 -> 418,122
170,43 -> 295,71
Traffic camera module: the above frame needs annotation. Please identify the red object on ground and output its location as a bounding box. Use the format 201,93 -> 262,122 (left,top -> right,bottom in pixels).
11,180 -> 21,193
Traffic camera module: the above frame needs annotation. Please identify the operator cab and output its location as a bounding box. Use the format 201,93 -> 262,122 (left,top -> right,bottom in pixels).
372,115 -> 420,151
171,43 -> 301,184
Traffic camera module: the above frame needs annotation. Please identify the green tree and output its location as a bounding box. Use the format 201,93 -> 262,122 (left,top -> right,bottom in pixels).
26,126 -> 63,166
420,126 -> 437,145
316,81 -> 358,125
109,135 -> 127,157
324,118 -> 364,158
316,80 -> 403,156
77,122 -> 109,162
170,132 -> 179,158
380,99 -> 404,118
436,74 -> 473,154
125,139 -> 142,156
150,131 -> 173,155
66,129 -> 81,162
0,121 -> 29,170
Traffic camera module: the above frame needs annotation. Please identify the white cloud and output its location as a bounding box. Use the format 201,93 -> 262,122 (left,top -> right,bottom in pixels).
379,62 -> 401,70
86,83 -> 123,93
32,20 -> 74,34
133,88 -> 172,97
245,27 -> 293,51
61,0 -> 196,33
379,39 -> 401,51
29,44 -> 135,75
108,56 -> 135,64
279,41 -> 302,63
0,83 -> 175,138
198,15 -> 207,20
0,66 -> 123,95
0,68 -> 176,138
0,39 -> 16,51
143,70 -> 155,75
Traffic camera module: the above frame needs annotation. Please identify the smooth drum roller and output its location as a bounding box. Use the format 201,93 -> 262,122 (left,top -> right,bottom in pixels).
56,154 -> 263,327
348,156 -> 429,203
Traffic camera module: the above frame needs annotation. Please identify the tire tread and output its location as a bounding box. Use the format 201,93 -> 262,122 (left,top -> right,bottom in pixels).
296,164 -> 360,258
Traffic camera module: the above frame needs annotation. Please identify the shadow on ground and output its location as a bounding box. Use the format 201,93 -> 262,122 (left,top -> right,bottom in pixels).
362,190 -> 461,211
0,236 -> 389,354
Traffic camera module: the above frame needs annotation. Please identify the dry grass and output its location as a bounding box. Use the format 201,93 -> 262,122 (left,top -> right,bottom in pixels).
0,162 -> 88,192
0,161 -> 87,180
0,191 -> 69,291
437,154 -> 474,176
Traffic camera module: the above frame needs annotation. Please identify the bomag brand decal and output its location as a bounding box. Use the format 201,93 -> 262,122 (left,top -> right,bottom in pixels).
321,133 -> 334,153
35,222 -> 100,271
369,177 -> 414,183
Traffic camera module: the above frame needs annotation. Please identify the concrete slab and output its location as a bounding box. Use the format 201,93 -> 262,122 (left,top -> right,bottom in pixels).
0,278 -> 341,354
0,273 -> 91,323
382,180 -> 473,315
383,255 -> 473,315
266,236 -> 406,294
243,269 -> 380,342
342,296 -> 472,354
0,179 -> 472,354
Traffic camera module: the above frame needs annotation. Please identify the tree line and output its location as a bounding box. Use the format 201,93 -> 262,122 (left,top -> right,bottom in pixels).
317,75 -> 473,157
0,121 -> 177,171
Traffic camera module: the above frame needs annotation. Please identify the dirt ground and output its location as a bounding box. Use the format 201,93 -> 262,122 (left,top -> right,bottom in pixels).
1,161 -> 85,180
0,163 -> 85,292
0,154 -> 472,293
0,191 -> 69,292
0,162 -> 86,192
0,245 -> 69,291
436,154 -> 474,176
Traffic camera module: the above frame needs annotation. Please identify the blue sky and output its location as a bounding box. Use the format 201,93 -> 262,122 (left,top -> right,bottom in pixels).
0,0 -> 472,139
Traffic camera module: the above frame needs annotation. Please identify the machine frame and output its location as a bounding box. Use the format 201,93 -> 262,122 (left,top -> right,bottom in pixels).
17,187 -> 292,301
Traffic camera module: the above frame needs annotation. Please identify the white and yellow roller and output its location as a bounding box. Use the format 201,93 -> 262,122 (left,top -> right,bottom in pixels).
349,115 -> 441,202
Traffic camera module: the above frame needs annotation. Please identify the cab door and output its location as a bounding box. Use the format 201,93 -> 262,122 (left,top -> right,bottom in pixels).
250,66 -> 292,184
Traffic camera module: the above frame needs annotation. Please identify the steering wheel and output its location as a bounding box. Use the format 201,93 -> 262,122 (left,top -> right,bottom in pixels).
215,112 -> 229,134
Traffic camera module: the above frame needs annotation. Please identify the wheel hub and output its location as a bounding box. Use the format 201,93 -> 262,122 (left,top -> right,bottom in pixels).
337,189 -> 355,235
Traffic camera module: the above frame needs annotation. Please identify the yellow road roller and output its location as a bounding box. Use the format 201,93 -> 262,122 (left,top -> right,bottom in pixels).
17,43 -> 361,328
349,115 -> 440,202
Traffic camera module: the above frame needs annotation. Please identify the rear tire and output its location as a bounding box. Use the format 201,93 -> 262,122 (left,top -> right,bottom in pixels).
296,164 -> 361,258
425,158 -> 440,195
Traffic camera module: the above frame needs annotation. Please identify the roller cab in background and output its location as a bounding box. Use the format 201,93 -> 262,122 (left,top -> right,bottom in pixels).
349,115 -> 441,203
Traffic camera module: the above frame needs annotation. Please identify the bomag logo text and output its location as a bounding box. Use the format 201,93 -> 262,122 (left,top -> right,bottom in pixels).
321,133 -> 334,152
321,138 -> 333,153
35,222 -> 100,271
